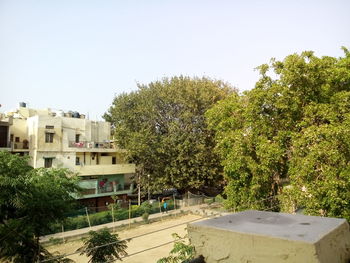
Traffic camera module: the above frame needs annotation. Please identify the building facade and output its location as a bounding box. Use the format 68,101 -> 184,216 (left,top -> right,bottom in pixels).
0,105 -> 136,208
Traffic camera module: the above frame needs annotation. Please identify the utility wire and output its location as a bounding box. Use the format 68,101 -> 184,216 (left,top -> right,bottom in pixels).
106,238 -> 187,263
40,215 -> 215,262
41,195 -> 281,262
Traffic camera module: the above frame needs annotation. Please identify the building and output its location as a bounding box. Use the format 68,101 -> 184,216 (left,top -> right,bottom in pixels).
0,104 -> 136,208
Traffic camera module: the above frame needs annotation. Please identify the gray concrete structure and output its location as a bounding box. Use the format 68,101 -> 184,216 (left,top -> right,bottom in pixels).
188,210 -> 350,263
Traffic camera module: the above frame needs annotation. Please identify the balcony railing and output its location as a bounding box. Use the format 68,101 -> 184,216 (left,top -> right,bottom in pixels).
0,141 -> 11,148
77,179 -> 133,198
0,141 -> 30,150
12,142 -> 29,150
75,164 -> 136,176
69,141 -> 113,149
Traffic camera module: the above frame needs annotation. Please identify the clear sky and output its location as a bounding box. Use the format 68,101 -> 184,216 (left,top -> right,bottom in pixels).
0,0 -> 349,120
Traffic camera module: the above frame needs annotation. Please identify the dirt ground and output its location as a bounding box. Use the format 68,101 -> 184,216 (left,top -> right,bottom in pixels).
47,214 -> 203,263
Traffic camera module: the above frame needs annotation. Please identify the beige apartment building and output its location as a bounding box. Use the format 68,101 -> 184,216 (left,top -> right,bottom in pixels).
0,104 -> 136,208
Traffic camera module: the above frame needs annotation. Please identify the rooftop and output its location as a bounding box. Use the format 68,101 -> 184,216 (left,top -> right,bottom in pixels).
191,210 -> 347,243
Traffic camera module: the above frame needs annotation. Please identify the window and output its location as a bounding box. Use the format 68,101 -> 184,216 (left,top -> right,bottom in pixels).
10,134 -> 13,142
75,134 -> 80,143
44,158 -> 53,168
112,157 -> 116,164
76,157 -> 80,165
45,133 -> 54,143
15,137 -> 20,142
45,125 -> 54,129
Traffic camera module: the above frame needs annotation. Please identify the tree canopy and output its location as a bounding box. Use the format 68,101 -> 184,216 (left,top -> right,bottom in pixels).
207,48 -> 350,220
0,151 -> 80,262
104,76 -> 234,193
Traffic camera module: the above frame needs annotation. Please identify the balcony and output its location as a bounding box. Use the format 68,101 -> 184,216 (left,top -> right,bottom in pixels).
77,179 -> 134,199
68,141 -> 121,153
75,164 -> 136,176
69,141 -> 113,149
0,141 -> 11,150
12,142 -> 30,152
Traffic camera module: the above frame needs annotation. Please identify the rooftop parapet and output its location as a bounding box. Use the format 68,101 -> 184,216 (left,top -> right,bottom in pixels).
188,210 -> 350,263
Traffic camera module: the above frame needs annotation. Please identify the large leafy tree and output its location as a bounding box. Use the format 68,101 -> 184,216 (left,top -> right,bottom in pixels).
104,76 -> 233,192
0,151 -> 79,262
207,48 -> 350,219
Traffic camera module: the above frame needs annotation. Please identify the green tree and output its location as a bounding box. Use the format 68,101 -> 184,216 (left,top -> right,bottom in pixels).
0,151 -> 79,262
207,48 -> 350,219
283,91 -> 350,219
78,228 -> 128,263
104,76 -> 234,192
157,233 -> 195,263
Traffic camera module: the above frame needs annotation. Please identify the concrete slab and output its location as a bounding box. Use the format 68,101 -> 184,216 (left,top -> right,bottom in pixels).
192,210 -> 346,243
188,210 -> 350,263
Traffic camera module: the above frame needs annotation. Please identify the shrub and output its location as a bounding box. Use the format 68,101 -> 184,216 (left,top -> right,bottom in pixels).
89,212 -> 112,226
140,201 -> 152,214
215,194 -> 225,203
142,212 -> 149,223
49,237 -> 63,245
78,228 -> 128,263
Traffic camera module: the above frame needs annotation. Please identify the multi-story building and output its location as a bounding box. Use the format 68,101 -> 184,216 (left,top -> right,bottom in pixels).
0,104 -> 136,208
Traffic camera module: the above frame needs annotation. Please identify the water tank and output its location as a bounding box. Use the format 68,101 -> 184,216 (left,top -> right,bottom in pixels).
72,111 -> 80,118
19,102 -> 26,108
56,110 -> 64,117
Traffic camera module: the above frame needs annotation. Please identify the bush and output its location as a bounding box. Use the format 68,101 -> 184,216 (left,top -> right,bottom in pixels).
140,201 -> 152,214
73,216 -> 89,229
89,211 -> 112,226
204,198 -> 215,205
115,209 -> 129,221
142,212 -> 149,223
46,200 -> 175,235
78,228 -> 128,262
48,237 -> 64,245
215,194 -> 225,203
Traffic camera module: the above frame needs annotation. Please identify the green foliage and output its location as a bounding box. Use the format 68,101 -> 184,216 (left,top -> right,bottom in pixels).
207,48 -> 350,219
49,237 -> 64,246
0,151 -> 80,262
157,233 -> 195,263
140,200 -> 152,214
214,194 -> 225,204
78,228 -> 128,263
104,76 -> 234,192
48,200 -> 173,234
142,212 -> 149,223
0,151 -> 32,222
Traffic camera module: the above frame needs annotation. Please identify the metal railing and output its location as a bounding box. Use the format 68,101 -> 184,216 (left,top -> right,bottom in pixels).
12,141 -> 29,150
78,180 -> 133,197
0,141 -> 11,148
0,141 -> 30,150
69,141 -> 113,149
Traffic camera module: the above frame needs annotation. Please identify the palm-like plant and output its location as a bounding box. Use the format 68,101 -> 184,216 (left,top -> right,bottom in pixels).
78,228 -> 128,263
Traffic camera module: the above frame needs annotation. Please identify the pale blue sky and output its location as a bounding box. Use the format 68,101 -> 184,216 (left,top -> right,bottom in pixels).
0,0 -> 349,119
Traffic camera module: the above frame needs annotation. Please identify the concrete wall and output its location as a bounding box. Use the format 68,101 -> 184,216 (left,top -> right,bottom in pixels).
33,152 -> 75,169
100,156 -> 112,165
10,118 -> 28,144
188,210 -> 350,263
62,117 -> 89,144
91,121 -> 110,143
74,164 -> 135,176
